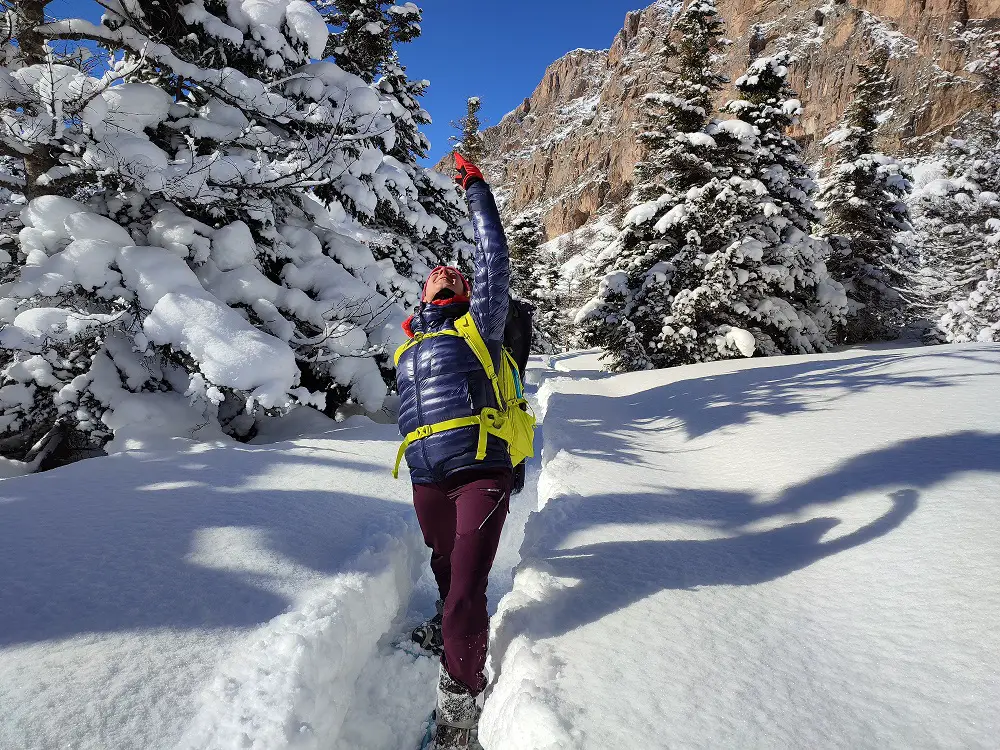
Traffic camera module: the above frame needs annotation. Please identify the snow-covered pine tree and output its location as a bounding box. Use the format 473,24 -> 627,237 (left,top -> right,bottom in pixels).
578,4 -> 845,370
507,213 -> 545,300
691,52 -> 848,358
908,131 -> 1000,338
450,96 -> 484,164
336,21 -> 474,309
817,48 -> 913,343
644,52 -> 847,364
317,0 -> 421,83
314,2 -> 473,309
577,0 -> 728,371
532,242 -> 567,354
910,21 -> 1000,343
939,254 -> 1000,343
0,0 -> 437,467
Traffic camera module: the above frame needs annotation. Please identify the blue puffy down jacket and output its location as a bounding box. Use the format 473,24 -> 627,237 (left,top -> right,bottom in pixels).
395,181 -> 511,484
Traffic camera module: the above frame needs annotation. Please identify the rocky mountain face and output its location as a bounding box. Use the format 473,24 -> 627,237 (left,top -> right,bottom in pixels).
462,0 -> 998,240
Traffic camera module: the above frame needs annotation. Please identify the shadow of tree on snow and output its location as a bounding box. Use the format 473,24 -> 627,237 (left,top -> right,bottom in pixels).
545,349 -> 991,467
496,430 -> 1000,642
0,437 -> 412,646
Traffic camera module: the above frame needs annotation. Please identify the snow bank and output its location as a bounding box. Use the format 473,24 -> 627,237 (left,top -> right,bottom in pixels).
482,344 -> 1000,749
177,532 -> 419,750
0,418 -> 424,750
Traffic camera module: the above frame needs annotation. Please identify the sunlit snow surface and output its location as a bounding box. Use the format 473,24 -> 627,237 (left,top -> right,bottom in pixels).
2,344 -> 999,749
482,344 -> 1000,749
0,416 -> 427,750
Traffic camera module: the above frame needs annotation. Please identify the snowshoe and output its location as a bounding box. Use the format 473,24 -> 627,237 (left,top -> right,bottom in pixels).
432,722 -> 482,750
433,665 -> 483,750
411,599 -> 444,657
417,710 -> 435,750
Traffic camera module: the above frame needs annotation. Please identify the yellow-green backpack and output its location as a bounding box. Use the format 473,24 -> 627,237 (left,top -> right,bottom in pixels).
392,312 -> 536,479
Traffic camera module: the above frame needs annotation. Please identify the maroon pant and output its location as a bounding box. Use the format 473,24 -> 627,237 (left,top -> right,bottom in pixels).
412,468 -> 512,695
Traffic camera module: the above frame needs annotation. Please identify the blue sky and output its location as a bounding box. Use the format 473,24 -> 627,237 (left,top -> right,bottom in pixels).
50,0 -> 650,164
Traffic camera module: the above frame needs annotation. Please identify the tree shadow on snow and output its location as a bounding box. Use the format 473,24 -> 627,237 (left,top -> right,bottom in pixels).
546,349 -> 991,466
0,443 -> 412,646
502,431 -> 1000,641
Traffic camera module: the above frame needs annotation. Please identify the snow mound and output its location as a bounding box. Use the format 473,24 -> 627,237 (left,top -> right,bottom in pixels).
483,344 -> 1000,749
177,532 -> 419,750
0,419 -> 424,750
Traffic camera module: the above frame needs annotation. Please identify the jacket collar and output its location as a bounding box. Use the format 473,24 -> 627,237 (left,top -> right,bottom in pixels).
404,299 -> 470,338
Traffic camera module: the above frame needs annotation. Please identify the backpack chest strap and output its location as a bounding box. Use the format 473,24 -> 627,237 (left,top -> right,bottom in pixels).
394,327 -> 464,367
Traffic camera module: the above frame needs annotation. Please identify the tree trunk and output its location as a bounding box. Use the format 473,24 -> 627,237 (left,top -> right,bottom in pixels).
23,418 -> 67,471
16,0 -> 59,199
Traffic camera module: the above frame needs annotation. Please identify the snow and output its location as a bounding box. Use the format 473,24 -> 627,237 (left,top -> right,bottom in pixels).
724,325 -> 757,357
482,343 -> 1000,749
862,12 -> 918,59
285,1 -> 330,60
178,4 -> 245,46
143,291 -> 297,409
211,220 -> 257,271
64,212 -> 133,246
0,456 -> 39,479
94,83 -> 173,137
624,196 -> 668,226
12,238 -> 123,298
715,118 -> 758,142
0,308 -> 120,351
654,203 -> 687,233
685,132 -> 717,148
4,340 -> 1000,748
0,416 -> 426,750
782,98 -> 803,117
240,0 -> 286,29
7,190 -> 400,427
84,135 -> 170,191
117,245 -> 298,409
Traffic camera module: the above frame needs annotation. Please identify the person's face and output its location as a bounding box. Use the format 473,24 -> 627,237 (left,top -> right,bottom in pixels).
424,267 -> 465,303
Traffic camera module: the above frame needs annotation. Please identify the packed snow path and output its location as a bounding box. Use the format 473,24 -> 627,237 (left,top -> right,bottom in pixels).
331,373 -> 546,749
0,372 -> 545,750
480,344 -> 1000,749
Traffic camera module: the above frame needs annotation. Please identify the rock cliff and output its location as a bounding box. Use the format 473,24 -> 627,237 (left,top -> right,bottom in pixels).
454,0 -> 997,239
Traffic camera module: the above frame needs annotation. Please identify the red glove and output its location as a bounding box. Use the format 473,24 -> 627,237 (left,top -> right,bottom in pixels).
454,152 -> 484,190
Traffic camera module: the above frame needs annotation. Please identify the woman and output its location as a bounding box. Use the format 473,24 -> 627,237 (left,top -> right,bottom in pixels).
395,153 -> 512,749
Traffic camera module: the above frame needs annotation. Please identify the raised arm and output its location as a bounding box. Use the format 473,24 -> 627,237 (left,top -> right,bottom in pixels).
456,154 -> 510,341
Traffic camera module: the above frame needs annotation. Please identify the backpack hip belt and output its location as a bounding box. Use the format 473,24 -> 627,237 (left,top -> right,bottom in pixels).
392,313 -> 535,479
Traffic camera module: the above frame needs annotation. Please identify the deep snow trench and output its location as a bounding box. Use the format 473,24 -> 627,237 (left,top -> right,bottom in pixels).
329,365 -> 548,750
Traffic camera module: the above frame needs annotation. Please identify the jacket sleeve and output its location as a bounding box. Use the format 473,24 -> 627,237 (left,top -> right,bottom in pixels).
466,181 -> 510,342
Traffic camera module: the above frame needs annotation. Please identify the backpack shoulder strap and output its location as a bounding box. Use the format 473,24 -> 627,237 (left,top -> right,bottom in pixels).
455,314 -> 495,379
455,313 -> 504,405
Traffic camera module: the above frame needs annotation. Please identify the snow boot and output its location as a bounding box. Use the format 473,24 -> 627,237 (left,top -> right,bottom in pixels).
432,665 -> 483,750
512,461 -> 526,495
411,599 -> 444,656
